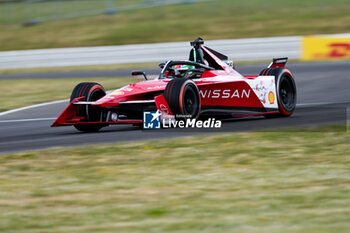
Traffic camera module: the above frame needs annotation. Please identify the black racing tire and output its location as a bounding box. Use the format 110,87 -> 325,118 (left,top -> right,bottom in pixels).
70,82 -> 106,132
164,78 -> 201,119
260,67 -> 297,117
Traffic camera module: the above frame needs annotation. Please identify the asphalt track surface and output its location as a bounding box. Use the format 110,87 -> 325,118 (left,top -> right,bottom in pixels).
0,61 -> 349,154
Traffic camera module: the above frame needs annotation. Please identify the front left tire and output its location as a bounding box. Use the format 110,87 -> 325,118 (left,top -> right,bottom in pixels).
70,82 -> 106,132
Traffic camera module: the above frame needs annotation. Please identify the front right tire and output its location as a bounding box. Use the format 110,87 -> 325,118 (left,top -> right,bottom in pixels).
164,78 -> 201,119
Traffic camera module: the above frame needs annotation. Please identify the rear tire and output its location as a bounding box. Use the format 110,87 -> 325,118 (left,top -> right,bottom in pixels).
260,68 -> 297,117
164,79 -> 201,119
70,82 -> 106,132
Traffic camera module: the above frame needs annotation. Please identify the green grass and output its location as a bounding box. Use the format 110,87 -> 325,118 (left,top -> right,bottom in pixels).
0,77 -> 141,112
0,0 -> 350,51
0,0 -> 148,25
0,127 -> 349,232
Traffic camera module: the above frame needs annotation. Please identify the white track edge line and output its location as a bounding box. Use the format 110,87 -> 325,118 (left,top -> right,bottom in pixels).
296,102 -> 331,107
0,118 -> 57,123
0,99 -> 68,117
0,90 -> 114,117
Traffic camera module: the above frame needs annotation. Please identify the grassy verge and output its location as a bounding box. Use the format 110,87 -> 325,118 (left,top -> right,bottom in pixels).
0,127 -> 349,232
1,0 -> 350,51
0,77 -> 141,112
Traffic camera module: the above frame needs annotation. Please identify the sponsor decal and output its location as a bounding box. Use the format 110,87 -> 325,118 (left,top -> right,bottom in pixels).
104,96 -> 115,99
113,91 -> 124,96
268,91 -> 275,104
246,77 -> 277,108
120,87 -> 133,92
255,81 -> 268,104
143,111 -> 161,129
303,36 -> 350,60
147,85 -> 166,90
255,84 -> 267,92
98,95 -> 115,101
199,89 -> 250,99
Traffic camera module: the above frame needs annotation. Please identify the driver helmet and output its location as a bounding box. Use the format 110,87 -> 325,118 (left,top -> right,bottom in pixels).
173,64 -> 195,77
174,64 -> 195,70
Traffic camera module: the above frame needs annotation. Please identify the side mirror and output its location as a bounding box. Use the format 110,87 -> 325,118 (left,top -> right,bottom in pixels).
131,70 -> 148,80
158,62 -> 165,69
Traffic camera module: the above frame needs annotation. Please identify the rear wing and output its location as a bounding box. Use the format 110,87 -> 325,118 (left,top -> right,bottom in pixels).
268,57 -> 288,68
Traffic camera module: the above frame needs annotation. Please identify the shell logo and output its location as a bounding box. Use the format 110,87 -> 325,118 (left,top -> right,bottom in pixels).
268,91 -> 275,104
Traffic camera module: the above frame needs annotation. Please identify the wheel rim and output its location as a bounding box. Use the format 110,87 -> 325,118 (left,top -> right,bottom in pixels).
183,85 -> 199,118
279,75 -> 295,111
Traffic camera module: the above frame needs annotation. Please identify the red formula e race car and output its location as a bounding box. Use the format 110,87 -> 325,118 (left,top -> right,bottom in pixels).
52,37 -> 297,132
